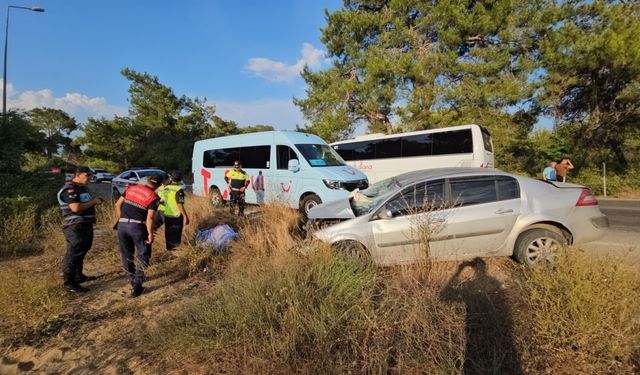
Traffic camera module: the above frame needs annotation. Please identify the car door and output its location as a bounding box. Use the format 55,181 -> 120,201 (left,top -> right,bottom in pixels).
370,179 -> 446,264
272,145 -> 303,207
429,175 -> 521,259
114,171 -> 131,194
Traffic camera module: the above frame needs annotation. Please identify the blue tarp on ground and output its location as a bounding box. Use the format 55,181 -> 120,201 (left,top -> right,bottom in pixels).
195,224 -> 238,251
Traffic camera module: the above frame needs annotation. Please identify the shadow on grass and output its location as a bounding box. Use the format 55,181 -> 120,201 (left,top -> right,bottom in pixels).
440,257 -> 523,375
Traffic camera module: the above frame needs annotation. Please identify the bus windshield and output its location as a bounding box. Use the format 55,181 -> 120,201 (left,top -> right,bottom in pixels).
295,144 -> 346,167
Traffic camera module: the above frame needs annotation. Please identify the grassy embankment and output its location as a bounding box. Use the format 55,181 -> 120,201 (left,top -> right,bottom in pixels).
0,192 -> 638,374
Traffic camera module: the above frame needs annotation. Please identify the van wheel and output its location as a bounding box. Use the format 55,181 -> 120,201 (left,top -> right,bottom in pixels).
300,194 -> 321,215
209,187 -> 223,206
333,241 -> 370,261
515,228 -> 567,267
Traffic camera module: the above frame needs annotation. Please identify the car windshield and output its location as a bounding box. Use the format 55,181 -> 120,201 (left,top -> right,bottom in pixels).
294,144 -> 345,167
350,176 -> 400,216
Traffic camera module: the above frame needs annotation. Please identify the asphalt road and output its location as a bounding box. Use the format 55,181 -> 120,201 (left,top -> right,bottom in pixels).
598,198 -> 640,231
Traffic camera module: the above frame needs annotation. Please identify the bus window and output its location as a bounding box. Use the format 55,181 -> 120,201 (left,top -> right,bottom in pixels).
402,134 -> 433,157
432,129 -> 472,155
376,137 -> 401,159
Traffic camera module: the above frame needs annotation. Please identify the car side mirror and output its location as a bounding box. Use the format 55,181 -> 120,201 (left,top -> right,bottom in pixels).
288,159 -> 300,172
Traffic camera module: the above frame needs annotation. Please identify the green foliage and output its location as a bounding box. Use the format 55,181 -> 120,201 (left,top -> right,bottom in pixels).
540,0 -> 640,171
295,0 -> 550,155
28,107 -> 78,158
0,111 -> 43,173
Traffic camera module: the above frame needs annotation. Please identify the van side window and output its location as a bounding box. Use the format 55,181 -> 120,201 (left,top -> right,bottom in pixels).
277,145 -> 297,170
242,145 -> 271,168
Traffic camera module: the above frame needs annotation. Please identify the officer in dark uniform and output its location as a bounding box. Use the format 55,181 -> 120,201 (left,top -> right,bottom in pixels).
57,166 -> 105,293
113,174 -> 162,297
224,161 -> 249,215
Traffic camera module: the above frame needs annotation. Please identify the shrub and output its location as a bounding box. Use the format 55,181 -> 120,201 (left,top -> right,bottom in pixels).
518,250 -> 640,374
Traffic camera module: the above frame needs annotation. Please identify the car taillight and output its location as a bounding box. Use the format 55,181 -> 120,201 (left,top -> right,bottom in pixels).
576,189 -> 598,206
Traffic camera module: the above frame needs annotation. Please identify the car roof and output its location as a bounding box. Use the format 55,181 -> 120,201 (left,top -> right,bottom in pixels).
393,167 -> 511,187
123,168 -> 164,174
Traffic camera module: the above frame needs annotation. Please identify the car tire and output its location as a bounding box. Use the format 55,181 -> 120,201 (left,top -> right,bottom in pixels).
333,241 -> 370,261
514,227 -> 567,267
209,187 -> 223,207
112,188 -> 121,202
299,194 -> 322,215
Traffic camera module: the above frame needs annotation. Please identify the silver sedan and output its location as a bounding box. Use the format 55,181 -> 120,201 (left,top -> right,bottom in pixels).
307,168 -> 609,266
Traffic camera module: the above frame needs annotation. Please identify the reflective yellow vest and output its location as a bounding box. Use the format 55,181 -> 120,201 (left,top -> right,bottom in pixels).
158,184 -> 183,218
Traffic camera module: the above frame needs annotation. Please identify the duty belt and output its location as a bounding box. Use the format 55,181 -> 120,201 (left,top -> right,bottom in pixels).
118,218 -> 144,224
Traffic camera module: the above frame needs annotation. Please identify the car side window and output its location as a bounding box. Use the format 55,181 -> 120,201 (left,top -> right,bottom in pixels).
119,172 -> 131,180
385,179 -> 445,217
130,172 -> 139,181
496,176 -> 520,200
449,176 -> 498,207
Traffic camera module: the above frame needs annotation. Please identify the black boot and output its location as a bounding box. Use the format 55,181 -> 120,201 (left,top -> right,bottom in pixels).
64,282 -> 89,293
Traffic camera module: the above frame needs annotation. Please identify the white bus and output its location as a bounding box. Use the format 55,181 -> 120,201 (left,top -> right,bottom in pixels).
330,124 -> 494,183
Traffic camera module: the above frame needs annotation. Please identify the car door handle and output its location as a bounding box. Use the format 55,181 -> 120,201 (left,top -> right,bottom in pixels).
495,208 -> 514,215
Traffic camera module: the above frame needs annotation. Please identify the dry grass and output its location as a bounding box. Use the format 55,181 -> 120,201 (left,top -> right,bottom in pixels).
517,250 -> 640,374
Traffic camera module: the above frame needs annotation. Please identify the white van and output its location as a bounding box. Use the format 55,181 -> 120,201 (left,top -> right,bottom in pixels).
330,124 -> 495,183
192,131 -> 369,213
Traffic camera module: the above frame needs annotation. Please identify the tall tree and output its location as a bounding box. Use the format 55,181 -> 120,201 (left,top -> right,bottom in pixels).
540,0 -> 640,171
28,107 -> 77,158
0,111 -> 41,173
295,0 -> 552,165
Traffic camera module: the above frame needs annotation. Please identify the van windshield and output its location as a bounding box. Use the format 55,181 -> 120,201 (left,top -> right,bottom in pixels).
350,176 -> 400,216
295,144 -> 346,167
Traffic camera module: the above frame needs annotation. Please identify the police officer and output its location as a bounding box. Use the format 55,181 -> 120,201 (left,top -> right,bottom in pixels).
225,161 -> 249,215
57,166 -> 104,293
113,174 -> 162,297
155,171 -> 189,250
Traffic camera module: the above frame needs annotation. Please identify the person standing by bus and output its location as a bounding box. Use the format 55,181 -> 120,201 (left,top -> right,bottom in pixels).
225,161 -> 250,215
114,174 -> 162,297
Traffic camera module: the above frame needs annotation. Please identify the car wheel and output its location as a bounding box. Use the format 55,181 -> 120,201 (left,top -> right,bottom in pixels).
209,187 -> 223,206
112,188 -> 121,202
300,194 -> 322,215
515,228 -> 567,266
333,241 -> 370,261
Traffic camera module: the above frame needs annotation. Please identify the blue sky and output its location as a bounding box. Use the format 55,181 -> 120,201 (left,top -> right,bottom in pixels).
3,0 -> 341,129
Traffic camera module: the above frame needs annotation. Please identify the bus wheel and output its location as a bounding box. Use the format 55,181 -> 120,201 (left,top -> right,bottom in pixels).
210,187 -> 223,207
300,194 -> 321,215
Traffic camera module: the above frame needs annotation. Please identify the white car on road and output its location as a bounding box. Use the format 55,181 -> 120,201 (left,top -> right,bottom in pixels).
111,168 -> 166,200
308,168 -> 609,266
90,168 -> 115,183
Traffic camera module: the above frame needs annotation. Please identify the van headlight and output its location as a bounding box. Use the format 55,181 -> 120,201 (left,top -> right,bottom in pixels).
323,179 -> 344,190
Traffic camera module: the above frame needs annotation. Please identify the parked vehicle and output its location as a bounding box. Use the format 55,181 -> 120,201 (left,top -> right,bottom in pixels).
307,168 -> 608,266
90,168 -> 114,183
111,168 -> 166,200
192,131 -> 369,214
330,124 -> 494,183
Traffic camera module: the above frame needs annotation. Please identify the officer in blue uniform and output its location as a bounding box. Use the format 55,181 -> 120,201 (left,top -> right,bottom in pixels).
57,166 -> 105,293
113,174 -> 162,297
